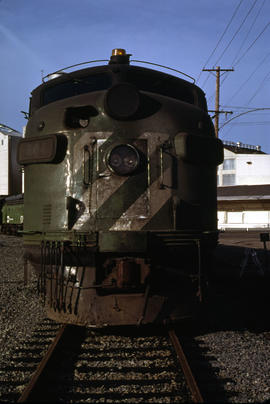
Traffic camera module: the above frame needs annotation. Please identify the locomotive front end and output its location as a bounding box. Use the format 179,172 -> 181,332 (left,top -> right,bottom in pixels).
20,49 -> 223,326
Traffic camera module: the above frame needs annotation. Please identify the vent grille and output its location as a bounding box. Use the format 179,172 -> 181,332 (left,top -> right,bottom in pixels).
152,232 -> 200,247
43,204 -> 52,225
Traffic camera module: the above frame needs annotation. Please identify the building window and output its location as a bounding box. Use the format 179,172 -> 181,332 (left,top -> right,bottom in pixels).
244,211 -> 268,224
223,158 -> 235,170
227,212 -> 243,223
1,140 -> 3,146
223,174 -> 235,185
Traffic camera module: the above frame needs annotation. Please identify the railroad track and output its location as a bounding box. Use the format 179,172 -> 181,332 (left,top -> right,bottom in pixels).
17,325 -> 68,402
168,329 -> 203,402
17,324 -> 204,403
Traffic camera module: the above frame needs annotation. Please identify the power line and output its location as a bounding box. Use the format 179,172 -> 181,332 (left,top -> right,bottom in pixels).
219,107 -> 270,130
234,20 -> 270,66
231,0 -> 266,66
229,121 -> 270,125
197,0 -> 243,84
226,51 -> 270,104
205,1 -> 261,102
213,0 -> 258,66
246,69 -> 270,105
220,126 -> 233,140
200,0 -> 269,120
200,71 -> 212,89
221,104 -> 270,110
213,23 -> 270,107
207,43 -> 270,105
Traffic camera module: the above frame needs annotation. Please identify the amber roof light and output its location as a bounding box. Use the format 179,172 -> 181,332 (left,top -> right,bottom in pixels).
111,49 -> 126,56
109,48 -> 131,64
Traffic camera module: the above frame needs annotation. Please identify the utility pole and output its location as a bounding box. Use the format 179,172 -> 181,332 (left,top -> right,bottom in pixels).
203,66 -> 234,137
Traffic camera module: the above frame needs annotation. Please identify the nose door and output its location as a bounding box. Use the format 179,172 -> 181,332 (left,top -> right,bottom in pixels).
95,138 -> 149,230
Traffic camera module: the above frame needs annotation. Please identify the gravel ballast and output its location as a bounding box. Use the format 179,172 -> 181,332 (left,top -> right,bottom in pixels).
192,330 -> 270,403
0,234 -> 270,403
0,234 -> 45,357
0,234 -> 47,401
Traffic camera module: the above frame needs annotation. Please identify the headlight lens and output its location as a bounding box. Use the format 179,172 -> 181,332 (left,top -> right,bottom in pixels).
107,144 -> 140,175
104,83 -> 140,120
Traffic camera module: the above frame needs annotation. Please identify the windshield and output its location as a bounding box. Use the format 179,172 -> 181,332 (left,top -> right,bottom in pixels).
42,73 -> 112,106
127,70 -> 196,106
40,68 -> 206,110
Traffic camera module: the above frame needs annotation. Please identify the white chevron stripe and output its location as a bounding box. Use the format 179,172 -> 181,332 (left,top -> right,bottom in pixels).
109,167 -> 171,230
73,131 -> 171,230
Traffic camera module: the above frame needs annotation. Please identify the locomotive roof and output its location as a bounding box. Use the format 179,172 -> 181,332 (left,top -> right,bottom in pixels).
30,63 -> 207,114
37,63 -> 203,91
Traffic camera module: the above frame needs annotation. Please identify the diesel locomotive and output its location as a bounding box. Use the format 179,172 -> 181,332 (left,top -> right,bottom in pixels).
0,194 -> 24,235
18,49 -> 223,326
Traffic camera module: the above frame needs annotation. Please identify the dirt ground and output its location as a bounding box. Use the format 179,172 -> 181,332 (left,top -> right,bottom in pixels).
219,230 -> 270,250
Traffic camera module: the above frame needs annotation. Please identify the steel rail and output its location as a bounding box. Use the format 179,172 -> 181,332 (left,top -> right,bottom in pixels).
168,329 -> 204,403
17,324 -> 67,403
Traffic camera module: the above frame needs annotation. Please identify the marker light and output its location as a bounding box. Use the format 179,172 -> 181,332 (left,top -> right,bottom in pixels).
109,49 -> 131,65
78,118 -> 89,128
17,134 -> 67,165
111,49 -> 126,56
107,144 -> 140,175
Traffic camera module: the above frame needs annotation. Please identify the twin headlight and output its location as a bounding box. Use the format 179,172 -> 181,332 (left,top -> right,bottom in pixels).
18,135 -> 140,177
107,144 -> 140,176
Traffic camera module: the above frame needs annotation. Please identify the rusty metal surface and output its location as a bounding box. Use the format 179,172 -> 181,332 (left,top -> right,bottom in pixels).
17,325 -> 67,403
168,329 -> 203,403
34,236 -> 204,327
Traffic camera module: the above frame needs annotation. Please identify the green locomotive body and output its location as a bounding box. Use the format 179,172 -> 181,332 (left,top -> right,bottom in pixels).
1,194 -> 24,235
18,49 -> 223,326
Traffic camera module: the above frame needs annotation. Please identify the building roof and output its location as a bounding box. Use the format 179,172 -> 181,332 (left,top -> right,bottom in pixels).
223,140 -> 265,154
218,184 -> 270,200
0,123 -> 21,137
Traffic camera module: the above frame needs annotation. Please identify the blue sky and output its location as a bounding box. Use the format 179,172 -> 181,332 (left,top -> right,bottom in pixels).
1,0 -> 270,151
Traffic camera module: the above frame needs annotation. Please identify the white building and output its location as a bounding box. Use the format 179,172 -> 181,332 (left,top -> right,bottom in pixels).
217,141 -> 270,186
218,141 -> 270,230
0,124 -> 22,196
